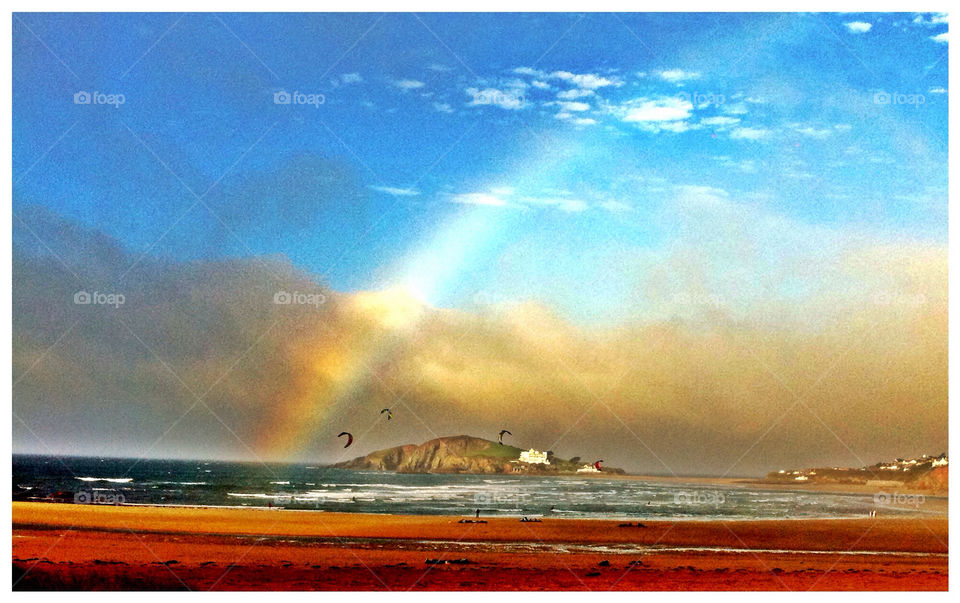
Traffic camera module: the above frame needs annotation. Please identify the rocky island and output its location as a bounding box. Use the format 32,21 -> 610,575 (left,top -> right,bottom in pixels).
332,435 -> 625,475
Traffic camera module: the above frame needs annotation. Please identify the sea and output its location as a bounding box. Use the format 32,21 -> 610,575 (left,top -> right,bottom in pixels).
12,454 -> 932,520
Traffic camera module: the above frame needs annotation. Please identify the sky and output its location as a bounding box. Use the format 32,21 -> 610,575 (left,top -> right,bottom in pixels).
12,13 -> 948,475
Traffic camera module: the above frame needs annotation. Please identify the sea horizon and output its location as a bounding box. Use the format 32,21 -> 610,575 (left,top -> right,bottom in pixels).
14,454 -> 945,522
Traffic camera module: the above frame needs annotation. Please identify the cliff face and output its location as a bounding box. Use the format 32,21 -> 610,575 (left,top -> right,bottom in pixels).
334,435 -> 523,473
907,466 -> 948,494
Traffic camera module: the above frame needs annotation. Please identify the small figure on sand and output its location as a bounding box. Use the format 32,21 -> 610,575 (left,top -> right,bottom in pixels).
459,511 -> 487,524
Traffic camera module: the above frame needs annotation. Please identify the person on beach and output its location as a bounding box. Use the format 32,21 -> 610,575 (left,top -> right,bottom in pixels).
475,508 -> 480,519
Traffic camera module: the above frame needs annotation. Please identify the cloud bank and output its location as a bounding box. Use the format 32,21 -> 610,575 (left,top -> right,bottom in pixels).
12,202 -> 946,475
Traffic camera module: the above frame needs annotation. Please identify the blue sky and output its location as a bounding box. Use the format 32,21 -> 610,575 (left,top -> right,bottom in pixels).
13,12 -> 948,324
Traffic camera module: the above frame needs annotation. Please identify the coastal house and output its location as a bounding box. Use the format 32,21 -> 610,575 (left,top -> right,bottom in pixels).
877,453 -> 947,471
576,464 -> 600,473
519,449 -> 550,465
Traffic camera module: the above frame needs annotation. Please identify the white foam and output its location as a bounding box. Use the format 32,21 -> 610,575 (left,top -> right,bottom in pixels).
76,477 -> 133,483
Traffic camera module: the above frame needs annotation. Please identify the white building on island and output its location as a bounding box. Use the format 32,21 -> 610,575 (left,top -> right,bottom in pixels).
576,464 -> 600,473
519,449 -> 550,465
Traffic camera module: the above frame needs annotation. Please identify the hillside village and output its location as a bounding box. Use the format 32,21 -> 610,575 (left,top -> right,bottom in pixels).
765,453 -> 948,491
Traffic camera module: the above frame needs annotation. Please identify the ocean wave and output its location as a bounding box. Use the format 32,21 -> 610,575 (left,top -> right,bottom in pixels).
76,477 -> 133,483
16,455 -> 928,521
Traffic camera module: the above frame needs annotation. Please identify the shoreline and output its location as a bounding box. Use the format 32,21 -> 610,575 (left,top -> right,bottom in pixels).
12,502 -> 948,590
12,502 -> 949,550
605,473 -> 947,496
18,499 -> 946,521
17,467 -> 946,519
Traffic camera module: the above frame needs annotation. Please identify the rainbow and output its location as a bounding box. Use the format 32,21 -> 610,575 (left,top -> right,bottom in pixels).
255,203 -> 512,459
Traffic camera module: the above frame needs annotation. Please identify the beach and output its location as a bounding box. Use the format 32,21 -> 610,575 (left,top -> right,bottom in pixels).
12,502 -> 948,590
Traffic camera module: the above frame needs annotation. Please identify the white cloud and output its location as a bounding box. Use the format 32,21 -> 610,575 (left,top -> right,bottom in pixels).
466,87 -> 525,110
428,63 -> 452,71
551,71 -> 622,89
557,88 -> 594,99
701,116 -> 740,127
930,32 -> 949,43
785,168 -> 815,180
521,196 -> 588,213
722,102 -> 749,115
730,127 -> 772,141
557,101 -> 590,112
555,112 -> 597,126
513,67 -> 623,90
433,102 -> 453,113
929,87 -> 947,94
341,73 -> 363,84
502,77 -> 530,90
531,80 -> 551,90
451,192 -> 509,207
658,69 -> 701,83
843,21 -> 872,34
793,125 -> 834,138
370,186 -> 420,196
392,79 -> 426,90
513,66 -> 543,77
912,13 -> 948,26
451,189 -> 590,212
659,121 -> 697,133
620,96 -> 694,123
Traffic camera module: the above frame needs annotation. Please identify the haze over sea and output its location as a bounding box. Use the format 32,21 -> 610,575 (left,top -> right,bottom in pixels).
14,455 -> 938,521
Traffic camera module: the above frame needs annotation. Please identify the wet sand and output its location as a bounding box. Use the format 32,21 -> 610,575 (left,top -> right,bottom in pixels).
12,502 -> 948,590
